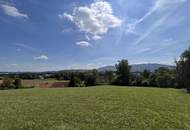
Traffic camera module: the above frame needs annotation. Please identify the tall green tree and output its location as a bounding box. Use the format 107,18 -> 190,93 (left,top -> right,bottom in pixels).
176,47 -> 190,92
69,73 -> 75,87
142,70 -> 150,79
85,69 -> 98,86
115,59 -> 131,85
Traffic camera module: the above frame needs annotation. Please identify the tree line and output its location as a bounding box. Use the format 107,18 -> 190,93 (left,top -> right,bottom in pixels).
66,47 -> 190,92
62,47 -> 190,92
0,47 -> 189,92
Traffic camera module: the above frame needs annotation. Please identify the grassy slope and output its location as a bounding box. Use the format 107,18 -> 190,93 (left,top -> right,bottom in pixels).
0,86 -> 189,130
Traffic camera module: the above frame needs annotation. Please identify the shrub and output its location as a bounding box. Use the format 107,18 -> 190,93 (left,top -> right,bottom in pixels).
0,78 -> 13,90
73,77 -> 85,87
69,74 -> 85,87
142,79 -> 150,86
131,75 -> 143,86
85,75 -> 97,86
14,79 -> 22,89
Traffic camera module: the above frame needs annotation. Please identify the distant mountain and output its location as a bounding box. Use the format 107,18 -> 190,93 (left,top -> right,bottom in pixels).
0,64 -> 175,74
98,64 -> 175,72
98,66 -> 116,72
131,64 -> 175,72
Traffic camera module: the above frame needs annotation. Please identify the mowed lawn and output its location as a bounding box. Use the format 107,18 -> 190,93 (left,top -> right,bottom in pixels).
0,86 -> 190,130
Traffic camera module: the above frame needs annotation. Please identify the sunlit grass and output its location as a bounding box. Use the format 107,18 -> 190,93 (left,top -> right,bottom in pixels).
0,86 -> 190,130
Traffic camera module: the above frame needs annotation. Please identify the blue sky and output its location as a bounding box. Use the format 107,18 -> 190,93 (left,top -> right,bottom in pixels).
0,0 -> 190,71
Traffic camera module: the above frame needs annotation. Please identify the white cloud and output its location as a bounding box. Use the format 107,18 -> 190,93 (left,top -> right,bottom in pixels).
76,41 -> 91,47
33,55 -> 49,60
92,35 -> 102,40
0,4 -> 28,18
125,0 -> 188,35
85,35 -> 91,41
58,13 -> 73,21
62,1 -> 122,40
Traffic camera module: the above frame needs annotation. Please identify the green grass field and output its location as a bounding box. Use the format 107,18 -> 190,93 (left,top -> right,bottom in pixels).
0,86 -> 190,130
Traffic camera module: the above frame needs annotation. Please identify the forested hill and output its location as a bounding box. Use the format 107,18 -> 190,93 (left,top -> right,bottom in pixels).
98,64 -> 175,72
